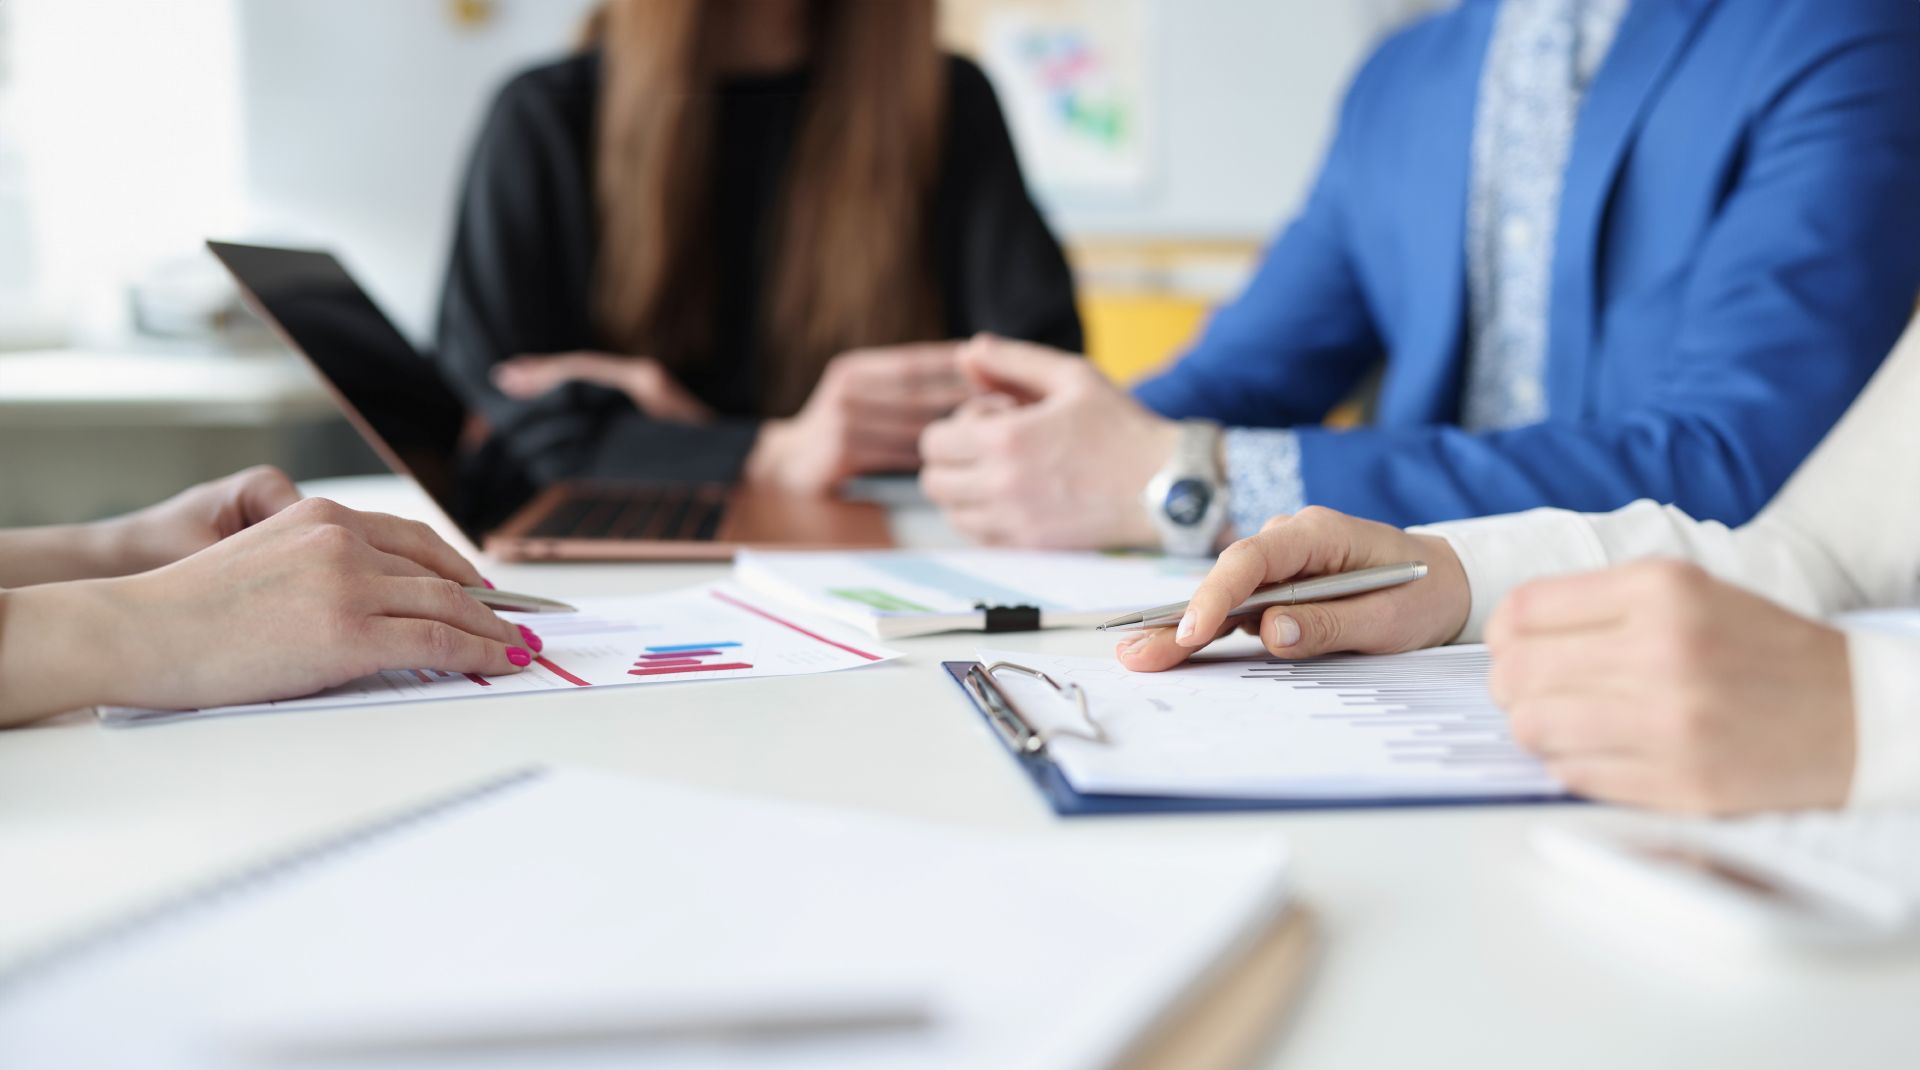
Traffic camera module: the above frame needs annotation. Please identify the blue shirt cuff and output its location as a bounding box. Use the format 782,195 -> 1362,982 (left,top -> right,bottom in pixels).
1224,428 -> 1307,538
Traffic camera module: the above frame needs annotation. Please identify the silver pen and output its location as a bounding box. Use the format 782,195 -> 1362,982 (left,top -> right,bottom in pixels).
463,586 -> 579,614
1095,561 -> 1428,632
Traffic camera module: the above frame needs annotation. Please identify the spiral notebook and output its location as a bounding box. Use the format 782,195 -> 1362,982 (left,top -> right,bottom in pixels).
0,767 -> 1297,1069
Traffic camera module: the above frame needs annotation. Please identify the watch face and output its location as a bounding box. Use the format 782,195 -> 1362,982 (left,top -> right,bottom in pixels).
1163,478 -> 1213,528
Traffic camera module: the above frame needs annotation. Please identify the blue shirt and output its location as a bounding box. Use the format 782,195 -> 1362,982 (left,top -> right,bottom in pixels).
1137,0 -> 1920,531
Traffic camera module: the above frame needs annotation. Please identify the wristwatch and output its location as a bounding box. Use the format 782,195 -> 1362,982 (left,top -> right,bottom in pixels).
1143,419 -> 1229,558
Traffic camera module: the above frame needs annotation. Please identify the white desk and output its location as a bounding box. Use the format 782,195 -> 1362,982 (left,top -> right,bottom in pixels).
1,477 -> 1915,1069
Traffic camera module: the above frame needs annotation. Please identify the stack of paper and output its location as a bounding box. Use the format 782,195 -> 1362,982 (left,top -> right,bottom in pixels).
974,646 -> 1568,804
735,548 -> 1211,638
0,768 -> 1294,1069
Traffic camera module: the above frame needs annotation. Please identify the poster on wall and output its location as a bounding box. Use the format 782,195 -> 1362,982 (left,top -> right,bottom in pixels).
980,0 -> 1153,200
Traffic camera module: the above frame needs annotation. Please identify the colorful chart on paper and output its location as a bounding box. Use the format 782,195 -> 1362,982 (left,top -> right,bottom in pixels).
99,585 -> 899,727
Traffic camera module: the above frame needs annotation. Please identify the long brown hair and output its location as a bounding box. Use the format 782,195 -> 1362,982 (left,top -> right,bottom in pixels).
584,0 -> 947,416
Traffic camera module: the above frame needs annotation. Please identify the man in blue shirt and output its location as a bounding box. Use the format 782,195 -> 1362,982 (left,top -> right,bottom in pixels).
918,0 -> 1920,554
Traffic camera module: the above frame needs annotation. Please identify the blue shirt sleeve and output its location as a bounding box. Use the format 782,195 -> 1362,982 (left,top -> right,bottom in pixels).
1293,19 -> 1920,528
1224,428 -> 1308,537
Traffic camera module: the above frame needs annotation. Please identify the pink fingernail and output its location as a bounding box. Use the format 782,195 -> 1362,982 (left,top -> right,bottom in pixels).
1271,614 -> 1302,648
1175,612 -> 1197,644
482,579 -> 497,590
1117,635 -> 1150,657
517,625 -> 544,653
506,646 -> 532,667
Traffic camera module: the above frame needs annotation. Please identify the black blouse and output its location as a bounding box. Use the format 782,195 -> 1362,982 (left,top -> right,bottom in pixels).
436,52 -> 1083,485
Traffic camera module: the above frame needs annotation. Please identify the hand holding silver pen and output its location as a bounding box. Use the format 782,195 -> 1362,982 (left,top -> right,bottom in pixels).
464,587 -> 578,614
1098,562 -> 1429,632
1114,509 -> 1474,674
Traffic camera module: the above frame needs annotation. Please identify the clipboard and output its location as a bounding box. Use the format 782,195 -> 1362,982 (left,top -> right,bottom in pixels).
943,661 -> 1579,817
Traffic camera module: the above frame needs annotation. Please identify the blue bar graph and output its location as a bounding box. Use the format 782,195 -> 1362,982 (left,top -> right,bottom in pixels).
645,641 -> 745,654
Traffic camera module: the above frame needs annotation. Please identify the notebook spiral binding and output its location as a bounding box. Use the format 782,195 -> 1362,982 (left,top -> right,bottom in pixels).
0,766 -> 548,998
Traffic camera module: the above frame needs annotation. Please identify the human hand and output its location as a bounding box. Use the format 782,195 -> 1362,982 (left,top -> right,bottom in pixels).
918,335 -> 1177,548
104,465 -> 303,576
1486,561 -> 1855,814
494,351 -> 716,424
1116,506 -> 1471,672
11,498 -> 537,720
743,343 -> 966,494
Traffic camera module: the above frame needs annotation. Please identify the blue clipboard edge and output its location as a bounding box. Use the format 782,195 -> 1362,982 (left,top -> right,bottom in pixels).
941,661 -> 1582,817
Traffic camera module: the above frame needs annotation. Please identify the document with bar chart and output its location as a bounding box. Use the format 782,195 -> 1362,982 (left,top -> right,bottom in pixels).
970,645 -> 1568,803
99,585 -> 901,728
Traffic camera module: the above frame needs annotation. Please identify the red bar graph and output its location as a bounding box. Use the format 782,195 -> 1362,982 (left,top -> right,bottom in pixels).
536,656 -> 591,687
629,638 -> 753,678
628,662 -> 755,678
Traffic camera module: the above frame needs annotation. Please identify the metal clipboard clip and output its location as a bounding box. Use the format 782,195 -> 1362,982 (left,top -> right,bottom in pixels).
963,661 -> 1111,756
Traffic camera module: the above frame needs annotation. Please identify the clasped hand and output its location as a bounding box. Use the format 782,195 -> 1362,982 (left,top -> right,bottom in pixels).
493,344 -> 983,496
918,335 -> 1180,548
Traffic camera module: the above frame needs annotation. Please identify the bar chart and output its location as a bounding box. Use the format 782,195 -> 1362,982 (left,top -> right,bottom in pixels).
99,586 -> 900,728
976,645 -> 1566,802
628,642 -> 754,678
1236,649 -> 1543,777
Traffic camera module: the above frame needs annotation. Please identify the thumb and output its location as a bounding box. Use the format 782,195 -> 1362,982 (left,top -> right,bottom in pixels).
233,465 -> 302,527
957,334 -> 1084,403
494,355 -> 605,396
1260,595 -> 1399,659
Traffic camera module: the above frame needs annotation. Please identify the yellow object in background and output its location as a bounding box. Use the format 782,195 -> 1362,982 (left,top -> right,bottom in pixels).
1067,238 -> 1368,428
447,0 -> 496,30
1080,292 -> 1210,386
1067,237 -> 1258,386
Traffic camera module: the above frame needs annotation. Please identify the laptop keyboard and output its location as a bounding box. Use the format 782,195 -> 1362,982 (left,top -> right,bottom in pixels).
528,485 -> 727,542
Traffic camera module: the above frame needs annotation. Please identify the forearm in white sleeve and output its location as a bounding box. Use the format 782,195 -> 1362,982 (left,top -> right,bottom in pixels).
1412,499 -> 1836,642
1844,631 -> 1920,809
1737,312 -> 1920,615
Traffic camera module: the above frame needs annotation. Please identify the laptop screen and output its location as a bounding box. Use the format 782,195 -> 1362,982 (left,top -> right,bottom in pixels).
208,240 -> 479,535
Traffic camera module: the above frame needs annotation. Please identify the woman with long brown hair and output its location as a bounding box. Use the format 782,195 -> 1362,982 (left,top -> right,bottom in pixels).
436,0 -> 1081,494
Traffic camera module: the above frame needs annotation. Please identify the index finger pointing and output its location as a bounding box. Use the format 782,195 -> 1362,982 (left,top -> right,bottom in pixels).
1176,538 -> 1277,647
365,618 -> 527,679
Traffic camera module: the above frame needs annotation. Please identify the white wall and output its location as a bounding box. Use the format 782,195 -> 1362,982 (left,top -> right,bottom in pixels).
5,0 -> 243,341
234,0 -> 600,344
1042,0 -> 1434,237
229,0 -> 1436,343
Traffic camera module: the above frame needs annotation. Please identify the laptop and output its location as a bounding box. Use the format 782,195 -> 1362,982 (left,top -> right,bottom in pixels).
208,240 -> 893,561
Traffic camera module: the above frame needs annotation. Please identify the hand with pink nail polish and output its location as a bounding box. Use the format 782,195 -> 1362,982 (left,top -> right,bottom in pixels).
1116,506 -> 1471,673
0,497 -> 530,726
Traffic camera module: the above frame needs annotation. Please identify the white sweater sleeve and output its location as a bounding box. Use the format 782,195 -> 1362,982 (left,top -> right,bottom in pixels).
1414,314 -> 1920,808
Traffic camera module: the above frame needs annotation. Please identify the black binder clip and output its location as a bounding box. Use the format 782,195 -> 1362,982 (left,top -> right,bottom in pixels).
977,603 -> 1042,633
